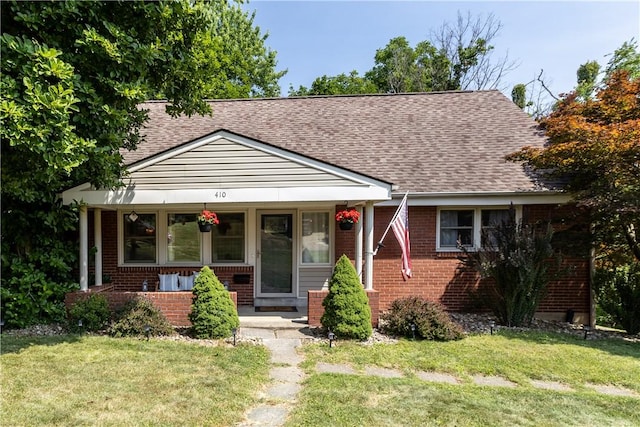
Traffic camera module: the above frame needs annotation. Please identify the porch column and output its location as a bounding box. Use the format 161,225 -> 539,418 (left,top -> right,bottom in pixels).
79,205 -> 88,291
355,206 -> 363,281
94,208 -> 102,286
364,201 -> 374,290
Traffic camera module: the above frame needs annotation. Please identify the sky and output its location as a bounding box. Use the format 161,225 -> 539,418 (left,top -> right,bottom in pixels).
244,0 -> 640,100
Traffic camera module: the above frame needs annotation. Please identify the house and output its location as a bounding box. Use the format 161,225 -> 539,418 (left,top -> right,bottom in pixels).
62,91 -> 591,326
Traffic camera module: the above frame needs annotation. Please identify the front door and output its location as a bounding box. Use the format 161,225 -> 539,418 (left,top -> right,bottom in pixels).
257,212 -> 295,297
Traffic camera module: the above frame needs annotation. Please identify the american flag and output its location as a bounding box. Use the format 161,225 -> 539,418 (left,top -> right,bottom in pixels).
391,193 -> 412,279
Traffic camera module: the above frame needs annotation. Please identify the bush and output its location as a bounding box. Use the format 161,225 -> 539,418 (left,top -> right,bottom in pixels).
321,254 -> 372,340
189,266 -> 239,339
460,205 -> 560,327
108,297 -> 175,338
381,296 -> 464,341
67,293 -> 111,333
595,262 -> 640,335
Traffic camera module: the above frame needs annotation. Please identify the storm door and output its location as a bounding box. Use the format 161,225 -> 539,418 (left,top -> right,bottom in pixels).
257,212 -> 295,296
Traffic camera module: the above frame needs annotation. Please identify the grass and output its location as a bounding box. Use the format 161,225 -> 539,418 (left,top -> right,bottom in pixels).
287,375 -> 639,427
290,330 -> 640,426
1,335 -> 269,426
301,330 -> 640,391
2,329 -> 638,426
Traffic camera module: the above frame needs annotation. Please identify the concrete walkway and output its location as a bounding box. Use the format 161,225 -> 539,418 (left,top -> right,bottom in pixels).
235,308 -> 312,427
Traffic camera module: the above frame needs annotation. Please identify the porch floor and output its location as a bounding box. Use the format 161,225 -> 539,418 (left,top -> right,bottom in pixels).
237,305 -> 308,329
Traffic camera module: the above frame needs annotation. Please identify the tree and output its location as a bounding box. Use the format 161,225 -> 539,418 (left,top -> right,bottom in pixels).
0,0 -> 284,327
289,70 -> 377,96
575,60 -> 601,101
321,255 -> 372,340
189,266 -> 239,339
508,70 -> 640,262
429,11 -> 515,91
290,11 -> 514,96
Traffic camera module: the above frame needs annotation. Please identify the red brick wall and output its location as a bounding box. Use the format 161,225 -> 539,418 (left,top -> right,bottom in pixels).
335,204 -> 590,320
65,288 -> 238,327
308,289 -> 379,327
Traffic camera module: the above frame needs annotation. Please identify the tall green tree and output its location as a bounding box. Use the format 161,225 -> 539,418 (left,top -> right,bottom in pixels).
289,70 -> 377,96
290,11 -> 513,96
0,0 -> 284,327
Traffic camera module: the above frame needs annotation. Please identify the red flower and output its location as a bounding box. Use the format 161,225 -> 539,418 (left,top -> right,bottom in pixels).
335,209 -> 360,224
197,210 -> 219,225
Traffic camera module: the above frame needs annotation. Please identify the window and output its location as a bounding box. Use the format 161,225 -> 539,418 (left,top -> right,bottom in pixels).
481,209 -> 511,247
301,212 -> 330,264
167,213 -> 200,262
440,210 -> 474,248
212,212 -> 245,263
123,213 -> 156,263
438,208 -> 512,251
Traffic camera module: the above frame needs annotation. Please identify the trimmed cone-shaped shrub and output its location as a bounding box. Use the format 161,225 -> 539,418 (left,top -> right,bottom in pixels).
321,254 -> 372,340
189,266 -> 239,339
108,296 -> 175,338
381,296 -> 464,341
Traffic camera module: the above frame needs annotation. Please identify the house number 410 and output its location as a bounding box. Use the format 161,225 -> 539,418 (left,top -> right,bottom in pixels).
214,191 -> 227,198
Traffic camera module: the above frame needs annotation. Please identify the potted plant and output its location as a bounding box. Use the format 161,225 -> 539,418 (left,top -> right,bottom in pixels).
335,208 -> 360,230
197,209 -> 219,232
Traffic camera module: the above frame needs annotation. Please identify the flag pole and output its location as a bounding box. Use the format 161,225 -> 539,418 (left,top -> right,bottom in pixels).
373,192 -> 408,256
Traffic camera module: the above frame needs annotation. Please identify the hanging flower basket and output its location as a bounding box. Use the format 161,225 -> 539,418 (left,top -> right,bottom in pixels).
198,223 -> 213,232
197,210 -> 219,232
336,209 -> 360,230
339,221 -> 354,231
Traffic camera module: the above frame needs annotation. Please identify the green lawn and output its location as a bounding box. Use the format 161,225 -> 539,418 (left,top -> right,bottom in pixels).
291,331 -> 640,427
1,335 -> 269,426
1,330 -> 638,427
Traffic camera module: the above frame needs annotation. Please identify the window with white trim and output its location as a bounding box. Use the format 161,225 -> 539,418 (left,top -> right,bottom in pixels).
301,211 -> 330,264
212,212 -> 245,263
437,207 -> 513,251
167,213 -> 200,262
123,213 -> 157,263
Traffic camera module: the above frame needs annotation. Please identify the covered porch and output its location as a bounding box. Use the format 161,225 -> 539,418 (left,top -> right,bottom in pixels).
62,130 -> 392,318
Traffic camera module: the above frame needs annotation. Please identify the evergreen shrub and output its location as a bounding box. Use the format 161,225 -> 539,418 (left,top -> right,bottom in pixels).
381,296 -> 464,341
189,266 -> 239,339
321,254 -> 372,340
108,297 -> 175,337
67,293 -> 110,333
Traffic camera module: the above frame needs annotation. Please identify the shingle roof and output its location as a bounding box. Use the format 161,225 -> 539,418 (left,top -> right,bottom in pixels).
130,91 -> 555,194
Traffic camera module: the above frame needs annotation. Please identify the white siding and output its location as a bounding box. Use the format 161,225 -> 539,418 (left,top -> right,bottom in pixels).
128,138 -> 364,190
298,266 -> 331,298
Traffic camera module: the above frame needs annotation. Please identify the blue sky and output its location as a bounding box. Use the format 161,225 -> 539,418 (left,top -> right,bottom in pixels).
245,1 -> 640,99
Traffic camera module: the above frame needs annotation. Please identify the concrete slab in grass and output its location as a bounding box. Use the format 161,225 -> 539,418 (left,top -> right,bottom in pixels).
530,380 -> 573,392
364,366 -> 404,378
316,362 -> 357,375
417,371 -> 461,385
472,374 -> 517,388
586,383 -> 639,398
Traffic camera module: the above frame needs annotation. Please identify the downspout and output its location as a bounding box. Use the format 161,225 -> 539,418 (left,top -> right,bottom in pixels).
355,206 -> 363,282
94,208 -> 102,286
364,201 -> 374,290
79,205 -> 88,291
589,222 -> 596,328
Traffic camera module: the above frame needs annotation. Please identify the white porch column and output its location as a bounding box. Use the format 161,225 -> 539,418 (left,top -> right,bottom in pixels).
79,205 -> 89,291
94,208 -> 102,286
364,201 -> 374,290
355,206 -> 363,281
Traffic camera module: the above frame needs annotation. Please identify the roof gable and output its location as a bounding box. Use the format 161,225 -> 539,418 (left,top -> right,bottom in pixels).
126,130 -> 389,190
